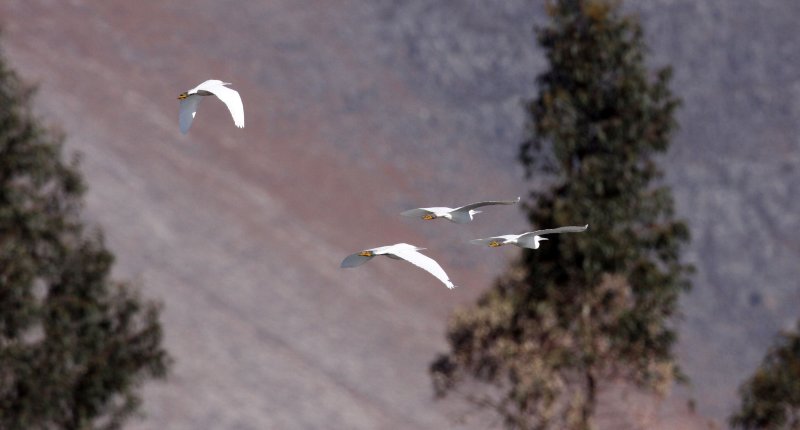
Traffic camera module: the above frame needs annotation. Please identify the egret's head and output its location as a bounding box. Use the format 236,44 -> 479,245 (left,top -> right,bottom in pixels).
488,240 -> 502,247
422,214 -> 436,220
177,92 -> 189,100
358,250 -> 374,257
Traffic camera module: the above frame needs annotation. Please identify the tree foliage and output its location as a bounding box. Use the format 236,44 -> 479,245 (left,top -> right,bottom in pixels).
0,42 -> 169,429
730,323 -> 800,430
430,1 -> 691,428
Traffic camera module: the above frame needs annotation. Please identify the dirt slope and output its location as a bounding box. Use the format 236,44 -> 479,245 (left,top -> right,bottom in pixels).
4,0 -> 794,428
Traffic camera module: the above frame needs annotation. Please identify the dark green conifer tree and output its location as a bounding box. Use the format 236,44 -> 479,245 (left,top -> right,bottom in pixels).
0,40 -> 169,429
730,323 -> 800,430
430,1 -> 691,428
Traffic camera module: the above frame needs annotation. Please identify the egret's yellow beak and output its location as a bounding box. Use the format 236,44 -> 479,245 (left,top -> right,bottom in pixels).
488,241 -> 502,247
177,93 -> 188,100
422,214 -> 435,220
358,251 -> 373,257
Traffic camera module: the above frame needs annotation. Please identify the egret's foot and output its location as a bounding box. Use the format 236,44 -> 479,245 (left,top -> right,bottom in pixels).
422,214 -> 436,220
358,251 -> 373,257
488,241 -> 502,247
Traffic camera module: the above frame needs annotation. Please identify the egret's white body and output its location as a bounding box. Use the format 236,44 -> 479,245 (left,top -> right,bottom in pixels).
401,197 -> 520,224
177,80 -> 244,134
471,225 -> 589,249
340,243 -> 457,289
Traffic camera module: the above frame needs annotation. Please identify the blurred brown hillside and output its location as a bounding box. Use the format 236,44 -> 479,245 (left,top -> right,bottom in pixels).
1,1 -> 797,428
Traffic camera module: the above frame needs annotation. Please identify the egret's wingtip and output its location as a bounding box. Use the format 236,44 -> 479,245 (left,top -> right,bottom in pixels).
340,255 -> 358,268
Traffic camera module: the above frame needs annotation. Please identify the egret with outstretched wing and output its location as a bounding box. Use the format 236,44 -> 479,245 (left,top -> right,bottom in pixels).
177,80 -> 244,134
401,197 -> 520,224
471,225 -> 589,249
341,243 -> 457,289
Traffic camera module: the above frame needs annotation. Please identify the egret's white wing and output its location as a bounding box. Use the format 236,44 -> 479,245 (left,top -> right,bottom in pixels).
391,249 -> 456,289
453,197 -> 521,213
340,252 -> 374,268
529,225 -> 589,236
192,79 -> 226,92
203,83 -> 244,128
381,243 -> 420,253
515,233 -> 540,249
179,95 -> 203,134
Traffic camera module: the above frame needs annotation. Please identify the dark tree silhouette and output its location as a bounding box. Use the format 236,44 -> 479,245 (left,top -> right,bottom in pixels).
430,1 -> 692,428
730,323 -> 800,430
0,40 -> 170,429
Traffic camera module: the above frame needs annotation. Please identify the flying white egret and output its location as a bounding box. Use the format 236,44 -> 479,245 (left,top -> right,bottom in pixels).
471,224 -> 589,249
340,243 -> 457,289
177,80 -> 244,134
400,197 -> 520,224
